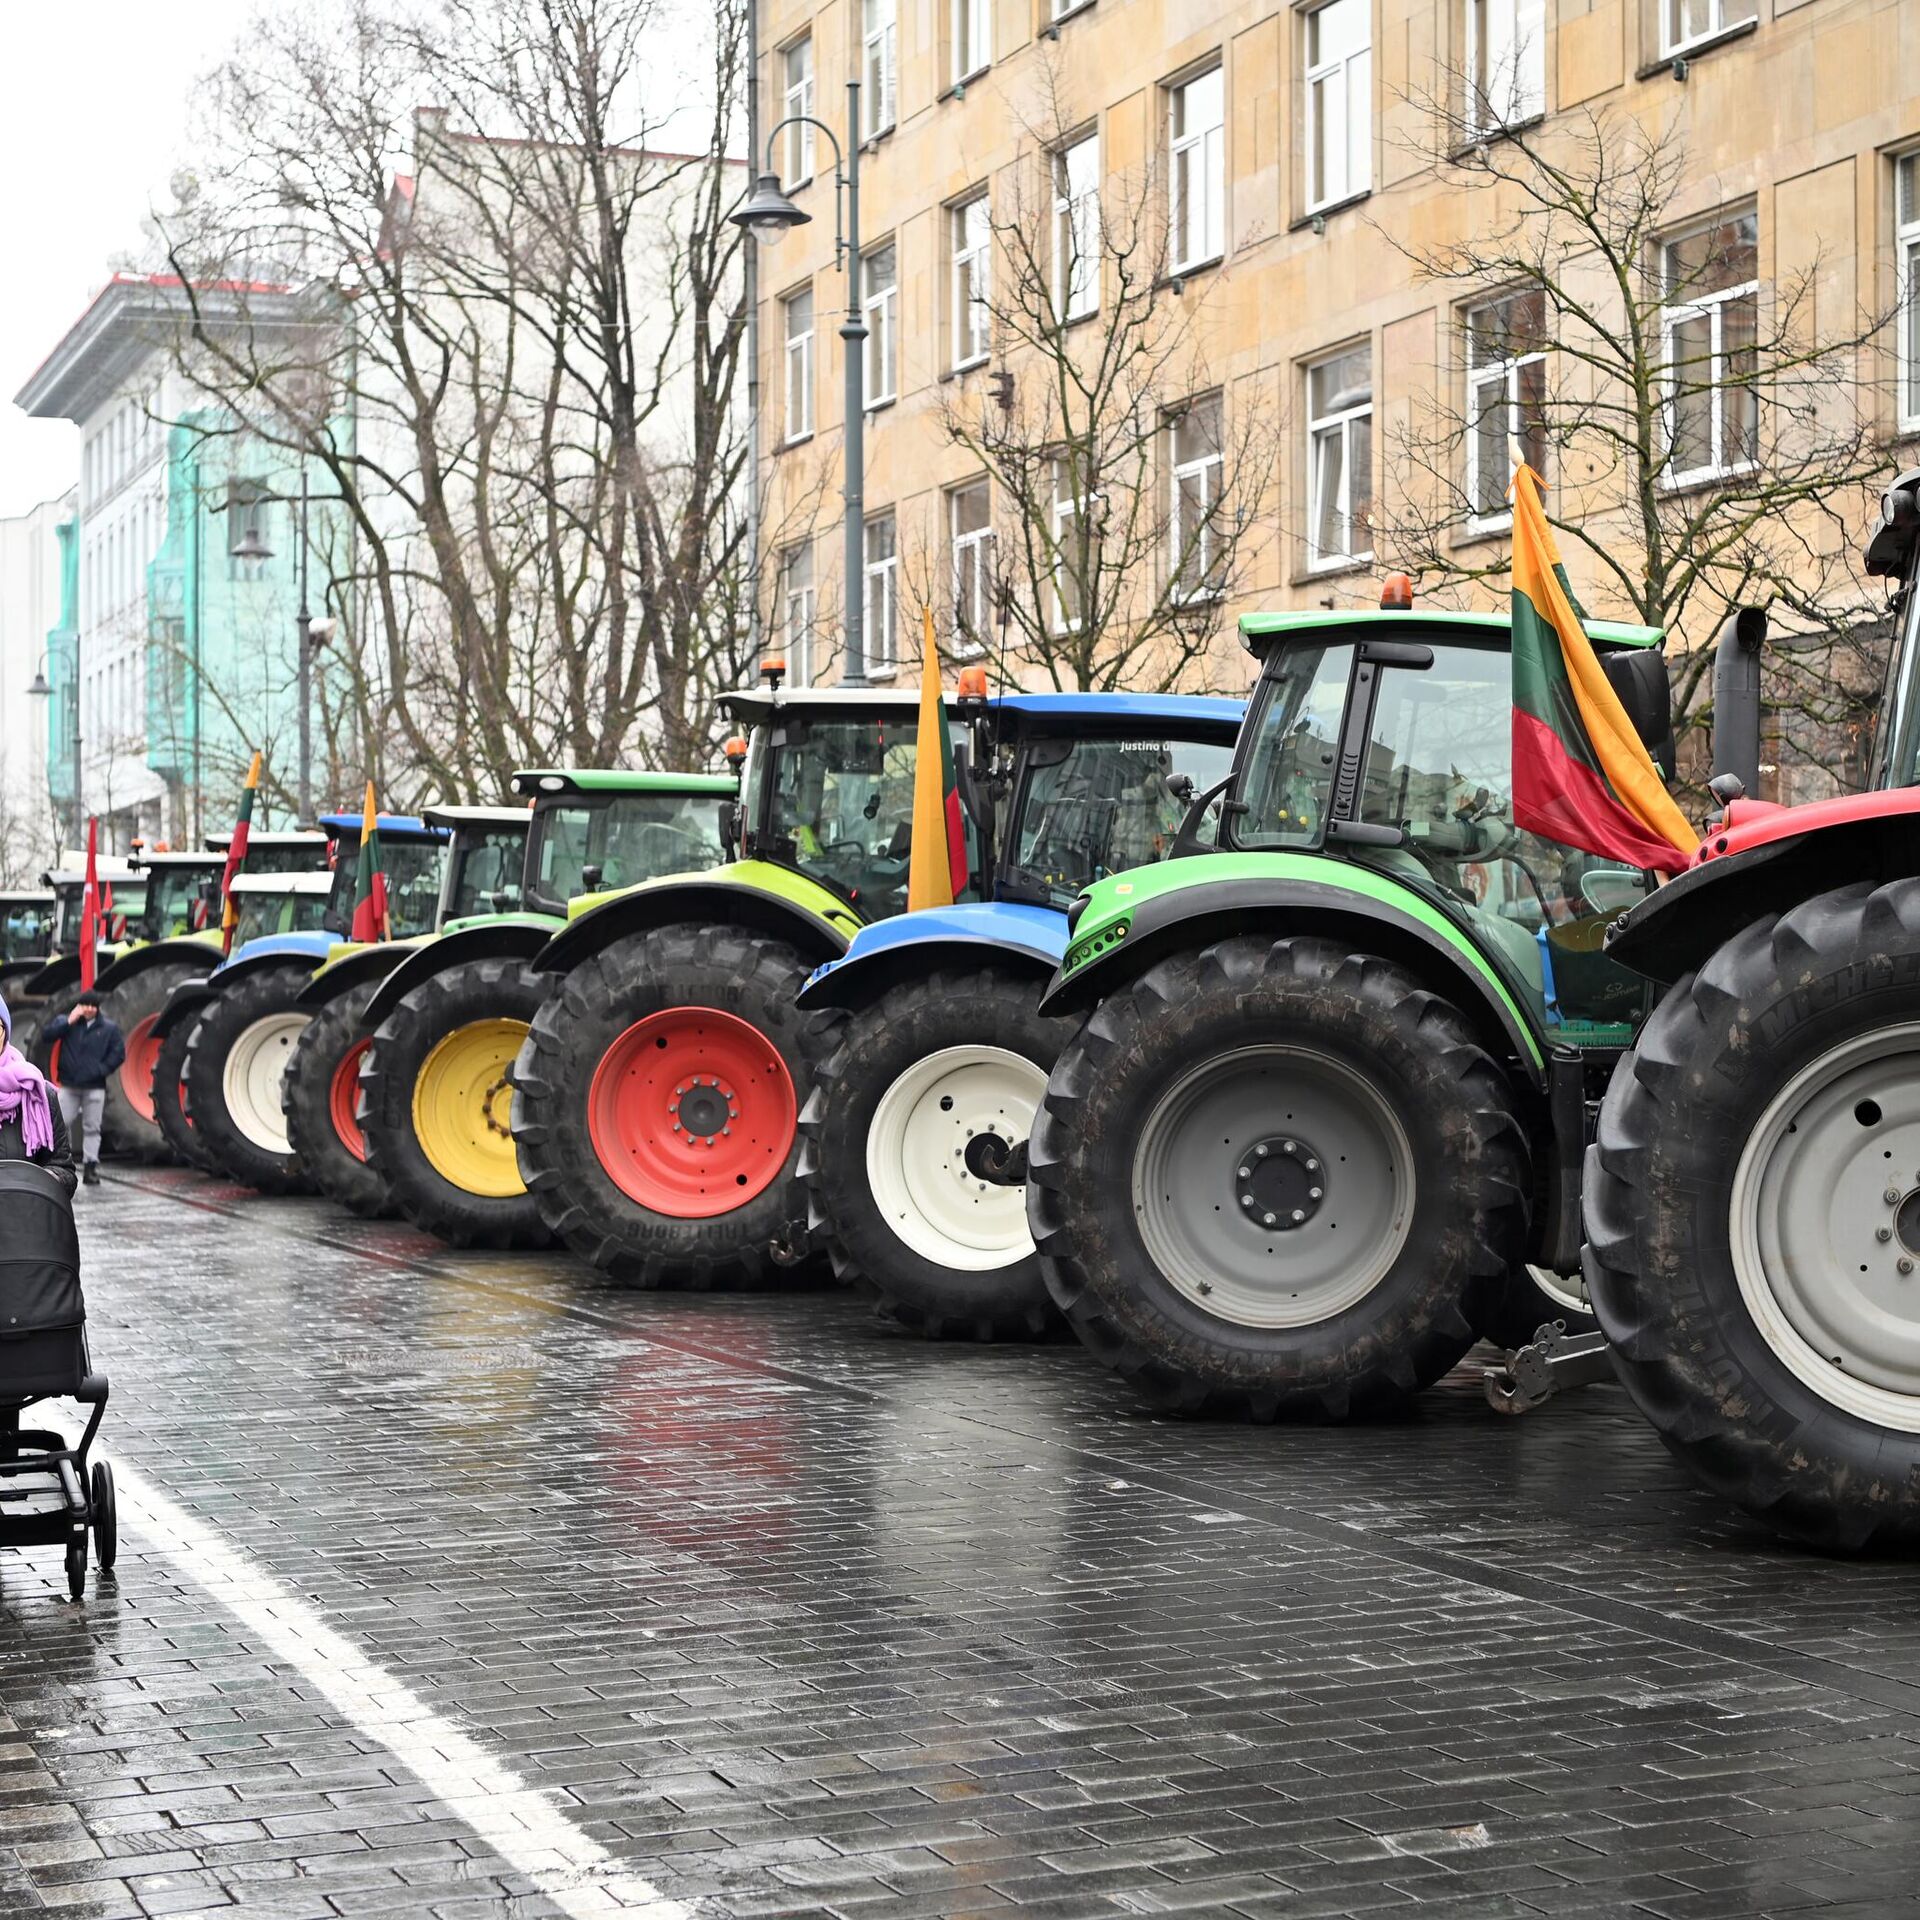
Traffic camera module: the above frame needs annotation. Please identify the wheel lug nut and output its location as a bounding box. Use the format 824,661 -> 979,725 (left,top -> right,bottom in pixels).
1262,1212 -> 1277,1227
1241,1195 -> 1255,1209
1309,1187 -> 1323,1200
1878,1227 -> 1894,1242
1291,1209 -> 1306,1223
1305,1159 -> 1318,1172
1281,1140 -> 1295,1155
1255,1144 -> 1268,1159
1887,1189 -> 1903,1206
1237,1165 -> 1251,1179
1901,1258 -> 1915,1276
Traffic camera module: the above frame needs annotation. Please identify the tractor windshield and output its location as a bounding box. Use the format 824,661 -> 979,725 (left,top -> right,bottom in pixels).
1235,643 -> 1355,848
760,716 -> 923,915
230,887 -> 334,947
140,867 -> 218,939
446,828 -> 529,919
1,903 -> 52,962
322,840 -> 445,938
527,792 -> 726,912
1007,733 -> 1237,906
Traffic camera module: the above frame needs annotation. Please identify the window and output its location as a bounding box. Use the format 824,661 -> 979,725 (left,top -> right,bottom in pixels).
1661,209 -> 1758,486
1662,0 -> 1756,58
1467,0 -> 1544,133
1051,0 -> 1092,17
1169,395 -> 1225,599
953,0 -> 990,83
862,0 -> 896,138
1169,69 -> 1224,273
1305,0 -> 1370,213
783,287 -> 814,442
1054,134 -> 1100,321
863,243 -> 897,408
1306,346 -> 1373,569
783,38 -> 815,186
950,480 -> 994,654
1050,456 -> 1085,633
864,515 -> 899,675
1465,290 -> 1549,523
951,196 -> 991,369
1899,153 -> 1920,434
781,543 -> 816,686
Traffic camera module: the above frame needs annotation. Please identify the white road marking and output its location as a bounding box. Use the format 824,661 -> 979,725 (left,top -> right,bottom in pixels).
111,1462 -> 693,1919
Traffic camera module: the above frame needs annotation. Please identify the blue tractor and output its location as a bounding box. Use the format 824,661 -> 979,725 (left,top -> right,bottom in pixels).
795,690 -> 1243,1340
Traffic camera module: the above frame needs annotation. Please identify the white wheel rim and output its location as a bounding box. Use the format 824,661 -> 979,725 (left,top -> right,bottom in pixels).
1730,1021 -> 1920,1432
222,1011 -> 311,1156
1527,1264 -> 1588,1317
865,1045 -> 1049,1271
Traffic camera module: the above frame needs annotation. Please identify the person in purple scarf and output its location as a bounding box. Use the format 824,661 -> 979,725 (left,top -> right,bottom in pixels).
0,995 -> 75,1195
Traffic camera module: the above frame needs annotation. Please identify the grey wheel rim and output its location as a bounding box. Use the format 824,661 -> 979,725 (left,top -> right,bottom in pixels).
1129,1044 -> 1414,1329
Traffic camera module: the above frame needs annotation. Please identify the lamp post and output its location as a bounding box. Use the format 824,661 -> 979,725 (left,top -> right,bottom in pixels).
25,652 -> 81,848
731,82 -> 869,686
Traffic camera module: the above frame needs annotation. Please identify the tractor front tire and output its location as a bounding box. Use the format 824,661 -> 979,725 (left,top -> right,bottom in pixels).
101,963 -> 206,1161
283,980 -> 391,1217
1027,936 -> 1526,1418
799,967 -> 1066,1340
360,958 -> 551,1248
181,967 -> 314,1194
1586,878 -> 1920,1552
513,923 -> 840,1288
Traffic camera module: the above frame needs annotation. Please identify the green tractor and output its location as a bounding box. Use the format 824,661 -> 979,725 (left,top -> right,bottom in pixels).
511,683 -> 954,1287
282,803 -> 537,1217
1027,587 -> 1679,1417
6,858 -> 142,1058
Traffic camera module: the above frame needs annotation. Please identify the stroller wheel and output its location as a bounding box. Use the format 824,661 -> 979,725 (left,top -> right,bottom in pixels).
91,1463 -> 116,1572
64,1533 -> 87,1602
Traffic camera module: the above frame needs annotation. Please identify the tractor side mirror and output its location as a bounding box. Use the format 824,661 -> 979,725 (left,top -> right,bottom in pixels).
1601,648 -> 1677,784
580,863 -> 605,892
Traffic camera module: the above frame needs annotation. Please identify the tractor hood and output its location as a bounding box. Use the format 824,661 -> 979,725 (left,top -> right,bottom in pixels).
211,930 -> 336,978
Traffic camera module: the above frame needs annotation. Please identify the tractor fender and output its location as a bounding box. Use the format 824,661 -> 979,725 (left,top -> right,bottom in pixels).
18,952 -> 93,999
95,935 -> 224,994
0,958 -> 48,993
534,874 -> 857,977
151,977 -> 216,1042
1607,793 -> 1920,985
1041,864 -> 1548,1085
208,935 -> 333,990
798,901 -> 1065,1011
295,939 -> 426,1010
362,918 -> 563,1030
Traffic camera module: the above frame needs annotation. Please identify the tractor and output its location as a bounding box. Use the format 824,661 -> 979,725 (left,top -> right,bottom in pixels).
149,813 -> 447,1193
510,680 -> 959,1287
6,857 -> 141,1057
345,772 -> 732,1247
794,691 -> 1244,1340
281,803 -> 537,1217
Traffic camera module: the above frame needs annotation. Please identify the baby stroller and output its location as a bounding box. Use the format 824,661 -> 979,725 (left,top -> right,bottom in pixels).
0,1161 -> 113,1599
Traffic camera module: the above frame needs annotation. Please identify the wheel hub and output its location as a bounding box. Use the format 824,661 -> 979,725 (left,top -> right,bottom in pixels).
1896,1188 -> 1920,1259
1234,1134 -> 1326,1231
672,1076 -> 736,1143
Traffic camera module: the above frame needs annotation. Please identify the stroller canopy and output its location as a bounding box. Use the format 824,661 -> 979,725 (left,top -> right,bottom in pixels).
0,1161 -> 83,1336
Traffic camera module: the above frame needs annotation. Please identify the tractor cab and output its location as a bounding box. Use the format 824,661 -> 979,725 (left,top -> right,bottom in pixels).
223,872 -> 339,948
127,849 -> 227,941
40,863 -> 143,953
510,772 -> 732,917
0,892 -> 54,964
312,812 -> 448,940
227,830 -> 331,876
424,806 -> 535,925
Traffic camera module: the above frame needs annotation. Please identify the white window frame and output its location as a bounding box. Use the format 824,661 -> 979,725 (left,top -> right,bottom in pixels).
1661,0 -> 1754,59
1168,68 -> 1224,275
1465,292 -> 1548,529
1053,134 -> 1100,322
862,0 -> 897,139
1659,214 -> 1759,490
1050,0 -> 1094,19
1306,349 -> 1373,572
862,243 -> 897,408
1898,152 -> 1920,436
782,544 -> 816,687
783,37 -> 815,187
953,0 -> 990,84
1169,396 -> 1225,601
783,287 -> 814,443
949,482 -> 994,658
864,514 -> 899,676
1466,0 -> 1544,136
951,195 -> 991,370
1050,457 -> 1085,635
1304,0 -> 1371,215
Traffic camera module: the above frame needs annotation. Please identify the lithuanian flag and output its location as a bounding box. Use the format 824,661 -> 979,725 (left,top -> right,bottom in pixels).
218,750 -> 262,956
1510,467 -> 1695,875
907,607 -> 968,911
350,781 -> 390,942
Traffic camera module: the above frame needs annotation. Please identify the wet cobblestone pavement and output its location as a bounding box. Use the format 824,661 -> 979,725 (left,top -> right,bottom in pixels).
3,1169 -> 1920,1918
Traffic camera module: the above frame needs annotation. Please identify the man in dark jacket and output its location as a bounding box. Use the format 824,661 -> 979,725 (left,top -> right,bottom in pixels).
41,1001 -> 124,1186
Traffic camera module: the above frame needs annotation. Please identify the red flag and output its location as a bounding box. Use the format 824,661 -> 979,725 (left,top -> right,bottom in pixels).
78,818 -> 100,992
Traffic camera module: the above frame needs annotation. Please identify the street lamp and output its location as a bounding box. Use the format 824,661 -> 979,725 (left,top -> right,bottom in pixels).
732,83 -> 870,686
25,652 -> 80,848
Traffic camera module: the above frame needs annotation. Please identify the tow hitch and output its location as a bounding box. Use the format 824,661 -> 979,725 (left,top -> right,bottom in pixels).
1484,1322 -> 1614,1414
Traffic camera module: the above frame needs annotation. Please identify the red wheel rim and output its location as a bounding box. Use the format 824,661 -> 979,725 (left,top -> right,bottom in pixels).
120,1015 -> 162,1125
329,1039 -> 371,1163
587,1006 -> 796,1218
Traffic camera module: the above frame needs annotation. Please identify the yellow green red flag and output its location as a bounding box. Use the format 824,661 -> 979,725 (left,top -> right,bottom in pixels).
907,607 -> 968,911
218,750 -> 263,956
1509,466 -> 1695,875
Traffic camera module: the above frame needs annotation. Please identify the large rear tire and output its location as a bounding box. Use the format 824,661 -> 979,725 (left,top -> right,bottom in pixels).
1027,936 -> 1526,1418
1586,879 -> 1920,1551
100,962 -> 206,1161
798,967 -> 1065,1340
360,957 -> 551,1248
182,965 -> 314,1194
151,1011 -> 212,1171
283,980 -> 391,1217
513,924 -> 839,1287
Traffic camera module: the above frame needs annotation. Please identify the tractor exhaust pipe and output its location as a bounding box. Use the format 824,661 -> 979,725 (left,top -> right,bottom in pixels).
1711,606 -> 1768,799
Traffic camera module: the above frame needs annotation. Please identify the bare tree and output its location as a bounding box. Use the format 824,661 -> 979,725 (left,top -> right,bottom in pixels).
1377,100 -> 1896,797
934,65 -> 1279,692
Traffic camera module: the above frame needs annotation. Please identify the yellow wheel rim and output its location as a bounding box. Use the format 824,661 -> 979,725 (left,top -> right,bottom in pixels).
411,1019 -> 531,1198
